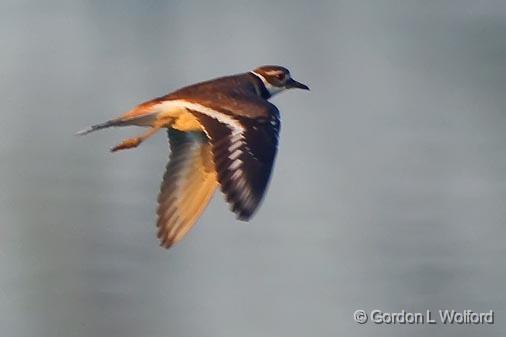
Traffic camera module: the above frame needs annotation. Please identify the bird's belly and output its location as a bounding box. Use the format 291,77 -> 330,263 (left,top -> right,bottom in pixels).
157,108 -> 204,132
170,109 -> 204,132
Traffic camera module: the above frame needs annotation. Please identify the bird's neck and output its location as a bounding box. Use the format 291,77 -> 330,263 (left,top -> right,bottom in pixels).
249,71 -> 281,99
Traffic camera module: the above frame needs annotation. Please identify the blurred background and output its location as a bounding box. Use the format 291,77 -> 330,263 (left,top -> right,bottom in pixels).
1,1 -> 506,336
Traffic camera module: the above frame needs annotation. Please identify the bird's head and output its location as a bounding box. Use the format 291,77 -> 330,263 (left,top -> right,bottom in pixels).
251,65 -> 309,96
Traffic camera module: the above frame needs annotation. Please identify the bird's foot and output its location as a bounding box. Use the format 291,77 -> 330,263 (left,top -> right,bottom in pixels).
111,137 -> 141,152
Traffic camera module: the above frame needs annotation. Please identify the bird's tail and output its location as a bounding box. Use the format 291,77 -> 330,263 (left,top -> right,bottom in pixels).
75,120 -> 118,136
76,112 -> 159,136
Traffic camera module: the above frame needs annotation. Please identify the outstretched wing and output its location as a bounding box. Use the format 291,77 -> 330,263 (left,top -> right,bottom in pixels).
156,128 -> 218,248
189,98 -> 280,220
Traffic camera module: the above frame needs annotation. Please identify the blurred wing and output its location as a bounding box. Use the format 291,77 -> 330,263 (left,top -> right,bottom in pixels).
189,100 -> 280,220
156,129 -> 218,248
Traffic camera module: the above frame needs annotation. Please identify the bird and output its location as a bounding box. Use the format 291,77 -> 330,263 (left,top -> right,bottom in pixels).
77,65 -> 309,249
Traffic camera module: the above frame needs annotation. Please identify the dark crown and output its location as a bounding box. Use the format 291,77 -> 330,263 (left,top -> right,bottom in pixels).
253,65 -> 290,86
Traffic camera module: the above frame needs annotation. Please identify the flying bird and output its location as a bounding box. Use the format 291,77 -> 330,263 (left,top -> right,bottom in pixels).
77,65 -> 309,248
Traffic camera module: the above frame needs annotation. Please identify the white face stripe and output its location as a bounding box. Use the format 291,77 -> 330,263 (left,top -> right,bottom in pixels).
250,71 -> 285,96
265,69 -> 286,76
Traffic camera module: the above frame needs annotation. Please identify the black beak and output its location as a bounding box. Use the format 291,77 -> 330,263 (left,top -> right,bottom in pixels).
286,78 -> 310,90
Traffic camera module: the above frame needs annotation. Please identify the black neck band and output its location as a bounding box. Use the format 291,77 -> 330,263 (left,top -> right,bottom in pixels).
249,72 -> 271,99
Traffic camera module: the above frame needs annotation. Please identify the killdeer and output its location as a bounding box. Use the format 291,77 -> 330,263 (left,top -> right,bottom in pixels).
77,65 -> 309,248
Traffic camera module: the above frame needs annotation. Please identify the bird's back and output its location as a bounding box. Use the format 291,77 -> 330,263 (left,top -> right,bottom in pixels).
165,72 -> 261,101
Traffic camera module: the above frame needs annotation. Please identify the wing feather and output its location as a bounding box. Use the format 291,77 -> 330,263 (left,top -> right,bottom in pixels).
156,129 -> 218,248
188,98 -> 280,220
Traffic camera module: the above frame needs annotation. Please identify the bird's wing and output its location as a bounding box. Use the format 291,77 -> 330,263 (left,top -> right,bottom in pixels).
156,128 -> 218,248
188,97 -> 280,220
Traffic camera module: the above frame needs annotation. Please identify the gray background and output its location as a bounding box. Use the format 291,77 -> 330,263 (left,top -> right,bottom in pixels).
1,1 -> 505,336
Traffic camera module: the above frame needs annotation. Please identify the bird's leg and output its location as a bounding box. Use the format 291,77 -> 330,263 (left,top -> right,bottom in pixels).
111,127 -> 160,152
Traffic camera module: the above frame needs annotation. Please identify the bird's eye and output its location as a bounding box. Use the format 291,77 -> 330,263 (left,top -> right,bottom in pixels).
276,73 -> 285,80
